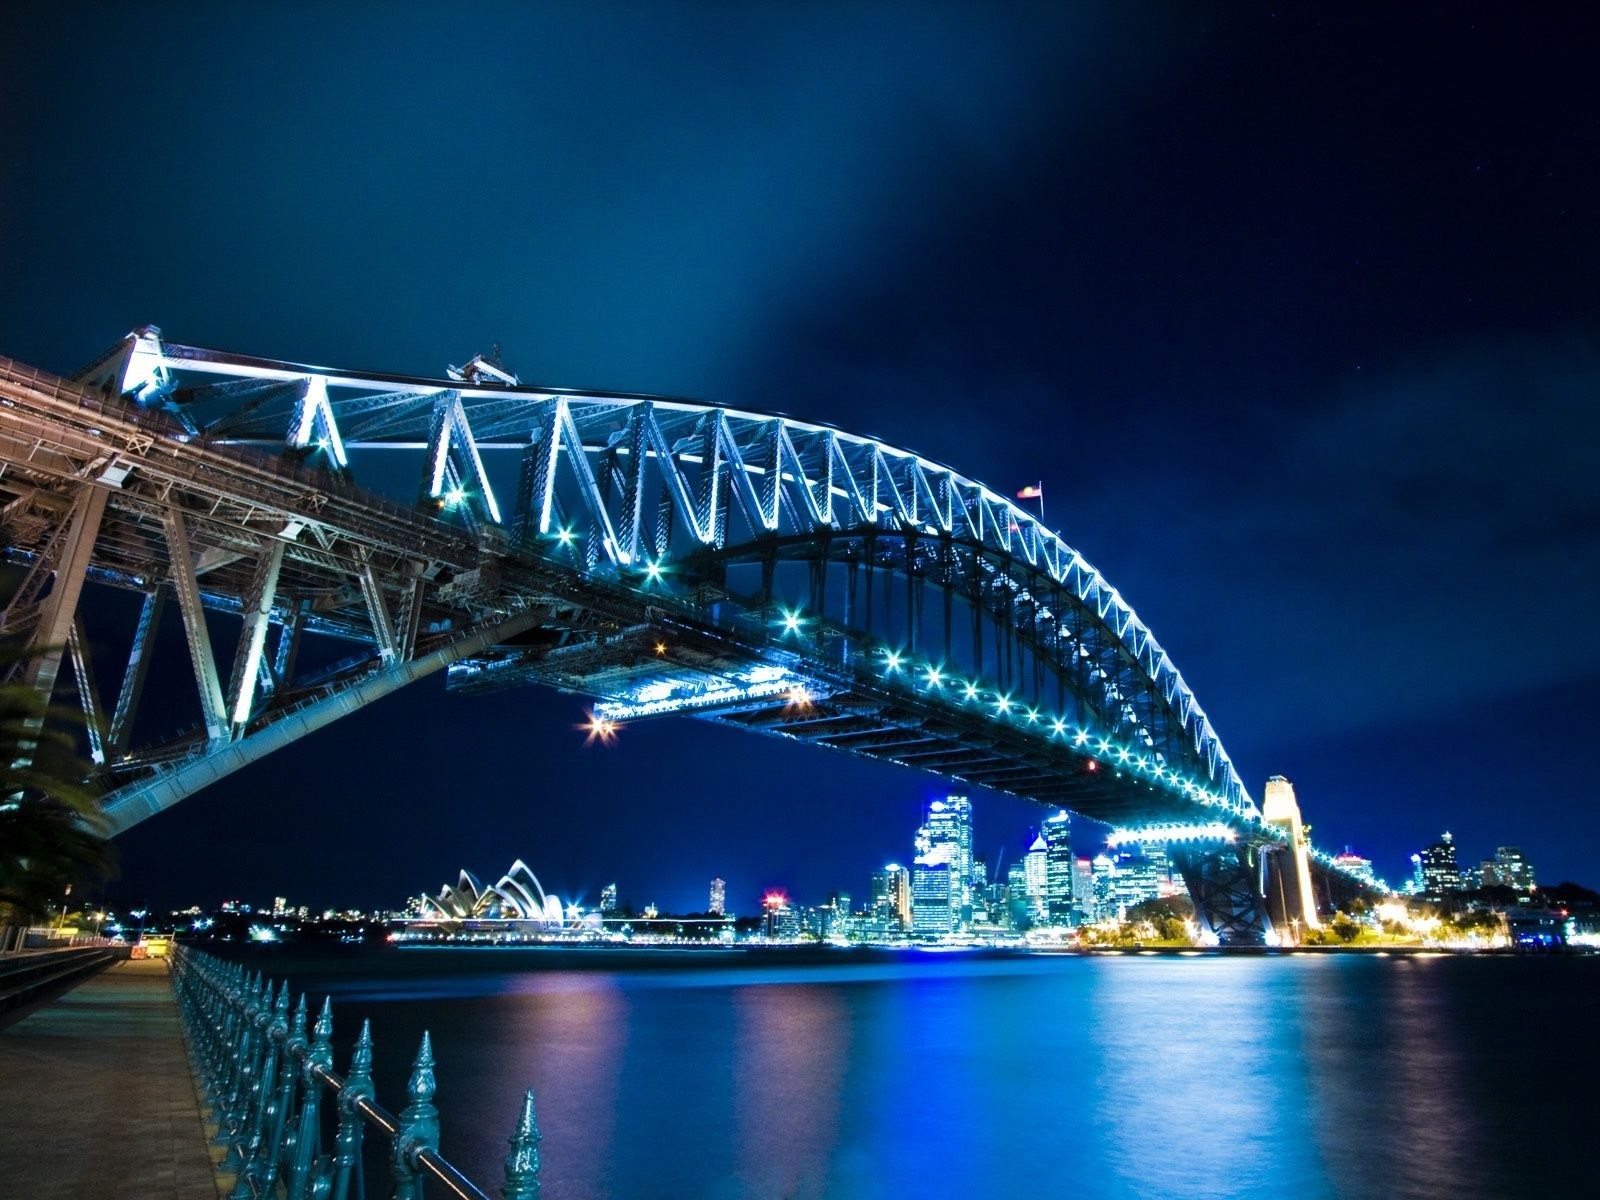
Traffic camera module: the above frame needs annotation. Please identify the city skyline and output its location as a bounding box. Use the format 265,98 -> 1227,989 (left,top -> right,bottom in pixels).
102,784 -> 1558,921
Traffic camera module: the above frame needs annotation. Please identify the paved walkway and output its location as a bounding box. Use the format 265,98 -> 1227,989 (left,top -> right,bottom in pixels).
0,958 -> 221,1199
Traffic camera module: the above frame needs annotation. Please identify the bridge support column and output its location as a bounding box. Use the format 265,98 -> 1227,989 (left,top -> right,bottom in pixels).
1171,844 -> 1273,947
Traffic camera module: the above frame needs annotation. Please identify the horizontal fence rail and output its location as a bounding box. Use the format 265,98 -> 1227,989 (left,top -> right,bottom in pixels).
171,945 -> 540,1199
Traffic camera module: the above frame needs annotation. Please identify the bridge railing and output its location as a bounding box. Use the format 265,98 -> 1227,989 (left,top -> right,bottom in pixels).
170,945 -> 540,1199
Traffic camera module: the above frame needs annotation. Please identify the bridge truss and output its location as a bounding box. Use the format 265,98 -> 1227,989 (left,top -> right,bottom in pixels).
0,327 -> 1379,942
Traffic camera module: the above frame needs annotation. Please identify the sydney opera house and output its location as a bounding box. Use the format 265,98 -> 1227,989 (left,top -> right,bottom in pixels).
414,860 -> 594,932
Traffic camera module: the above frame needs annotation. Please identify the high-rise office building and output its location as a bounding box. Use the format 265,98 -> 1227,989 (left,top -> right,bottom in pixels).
763,892 -> 798,939
1406,853 -> 1425,895
1043,811 -> 1074,924
1479,846 -> 1536,892
885,863 -> 912,930
600,883 -> 618,913
1419,833 -> 1462,896
1110,851 -> 1163,914
918,794 -> 974,923
708,878 -> 726,916
911,862 -> 953,935
1092,853 -> 1117,919
1024,834 -> 1049,921
1006,860 -> 1030,927
1072,857 -> 1096,923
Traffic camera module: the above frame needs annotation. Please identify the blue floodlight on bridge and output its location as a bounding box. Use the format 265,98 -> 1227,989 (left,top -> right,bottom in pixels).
0,327 -> 1386,944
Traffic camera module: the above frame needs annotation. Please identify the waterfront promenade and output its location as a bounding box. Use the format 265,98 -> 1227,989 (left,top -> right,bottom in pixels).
0,958 -> 220,1199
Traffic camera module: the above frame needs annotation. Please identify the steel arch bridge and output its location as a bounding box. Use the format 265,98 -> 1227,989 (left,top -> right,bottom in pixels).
0,327 -> 1375,944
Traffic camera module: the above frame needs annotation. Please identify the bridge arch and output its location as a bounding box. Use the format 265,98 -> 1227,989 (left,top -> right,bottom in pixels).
0,329 -> 1381,942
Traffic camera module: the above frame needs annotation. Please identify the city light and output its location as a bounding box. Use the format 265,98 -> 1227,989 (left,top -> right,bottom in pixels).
780,607 -> 804,635
1107,822 -> 1238,846
786,685 -> 812,709
883,648 -> 903,672
555,527 -> 574,544
444,486 -> 467,508
923,665 -> 944,688
644,559 -> 663,581
583,712 -> 620,746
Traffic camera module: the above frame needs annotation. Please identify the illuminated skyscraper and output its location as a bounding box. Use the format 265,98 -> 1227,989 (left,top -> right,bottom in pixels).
885,863 -> 912,930
918,794 -> 974,922
1043,811 -> 1074,924
708,878 -> 726,916
600,883 -> 618,913
762,892 -> 798,939
1092,853 -> 1117,918
1420,833 -> 1462,896
911,862 -> 953,935
1406,853 -> 1425,895
1072,857 -> 1096,923
1024,834 -> 1049,921
1006,860 -> 1030,927
1479,846 -> 1536,892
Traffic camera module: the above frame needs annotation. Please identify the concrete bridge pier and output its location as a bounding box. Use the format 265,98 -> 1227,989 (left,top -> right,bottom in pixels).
1171,844 -> 1274,947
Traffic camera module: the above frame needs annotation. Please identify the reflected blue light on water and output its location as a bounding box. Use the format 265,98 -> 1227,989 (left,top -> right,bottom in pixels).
222,948 -> 1599,1200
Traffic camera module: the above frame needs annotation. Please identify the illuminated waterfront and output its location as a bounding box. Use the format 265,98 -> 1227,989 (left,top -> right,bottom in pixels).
218,946 -> 1599,1200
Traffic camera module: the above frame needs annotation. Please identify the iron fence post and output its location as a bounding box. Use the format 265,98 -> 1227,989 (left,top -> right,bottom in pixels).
392,1032 -> 440,1200
501,1089 -> 541,1200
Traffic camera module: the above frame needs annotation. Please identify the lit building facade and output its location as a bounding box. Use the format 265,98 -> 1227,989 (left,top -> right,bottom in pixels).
1420,833 -> 1462,896
708,878 -> 726,916
1024,834 -> 1049,922
1478,846 -> 1536,892
917,794 -> 974,926
1043,811 -> 1074,924
1072,857 -> 1096,923
911,862 -> 954,935
600,883 -> 618,913
762,892 -> 799,939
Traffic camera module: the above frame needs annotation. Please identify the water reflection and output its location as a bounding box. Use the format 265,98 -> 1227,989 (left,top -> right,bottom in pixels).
226,948 -> 1599,1200
731,984 -> 850,1199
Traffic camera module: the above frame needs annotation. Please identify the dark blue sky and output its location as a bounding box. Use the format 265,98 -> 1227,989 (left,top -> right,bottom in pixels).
3,3 -> 1597,911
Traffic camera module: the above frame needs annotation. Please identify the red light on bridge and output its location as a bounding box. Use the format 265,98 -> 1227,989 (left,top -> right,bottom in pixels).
1085,760 -> 1099,772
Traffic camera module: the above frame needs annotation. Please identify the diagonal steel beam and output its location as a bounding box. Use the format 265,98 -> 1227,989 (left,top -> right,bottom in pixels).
225,540 -> 286,728
67,615 -> 108,765
161,505 -> 229,743
99,606 -> 547,835
108,590 -> 165,758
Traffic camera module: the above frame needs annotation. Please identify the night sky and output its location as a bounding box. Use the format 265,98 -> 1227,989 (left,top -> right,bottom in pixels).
3,3 -> 1598,913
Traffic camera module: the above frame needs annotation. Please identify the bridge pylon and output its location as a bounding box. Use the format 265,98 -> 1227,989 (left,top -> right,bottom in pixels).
1170,843 -> 1273,947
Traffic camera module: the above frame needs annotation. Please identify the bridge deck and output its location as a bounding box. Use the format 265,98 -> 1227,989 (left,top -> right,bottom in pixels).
0,958 -> 221,1199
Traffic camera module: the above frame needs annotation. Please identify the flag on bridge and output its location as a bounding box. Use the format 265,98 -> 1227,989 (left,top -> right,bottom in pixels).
1016,483 -> 1043,500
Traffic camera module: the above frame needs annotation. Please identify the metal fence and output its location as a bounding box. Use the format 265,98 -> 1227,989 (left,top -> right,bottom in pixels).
171,945 -> 539,1199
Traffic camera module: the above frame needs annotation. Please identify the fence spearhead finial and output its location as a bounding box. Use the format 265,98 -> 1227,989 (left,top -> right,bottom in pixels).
406,1031 -> 436,1104
501,1088 -> 541,1200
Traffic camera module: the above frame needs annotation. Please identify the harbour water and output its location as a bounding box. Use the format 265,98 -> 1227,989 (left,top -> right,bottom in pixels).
219,947 -> 1598,1200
